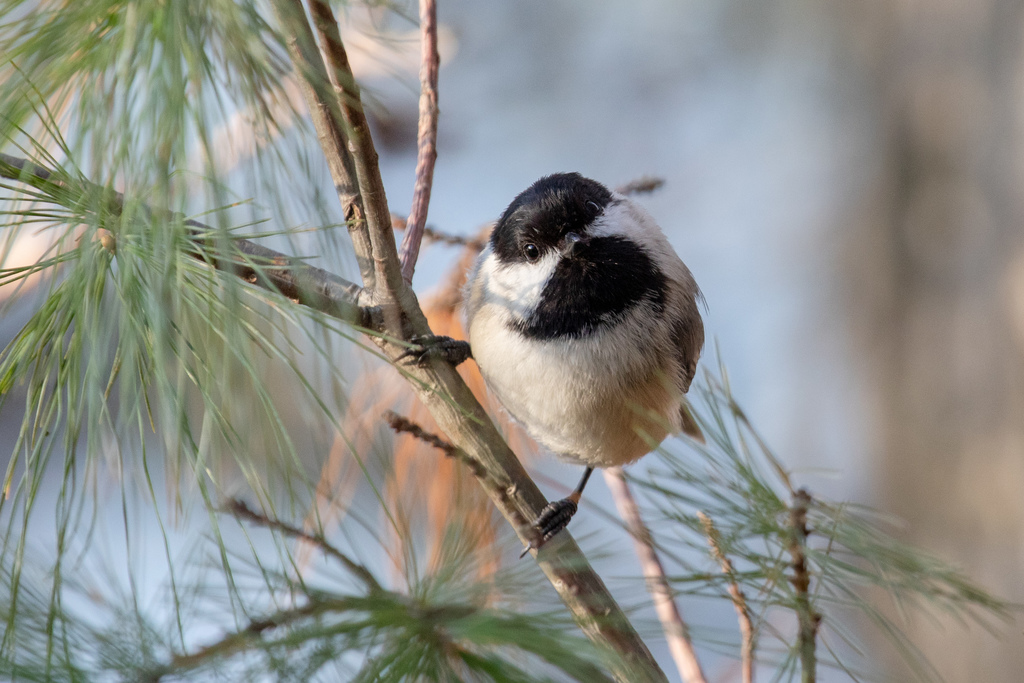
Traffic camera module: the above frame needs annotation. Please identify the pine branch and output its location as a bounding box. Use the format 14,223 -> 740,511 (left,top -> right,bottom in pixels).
156,598 -> 343,679
150,593 -> 483,681
383,410 -> 458,459
788,488 -> 819,683
0,142 -> 667,680
0,153 -> 375,329
698,511 -> 754,683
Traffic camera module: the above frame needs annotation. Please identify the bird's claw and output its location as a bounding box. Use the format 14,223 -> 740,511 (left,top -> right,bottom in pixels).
519,497 -> 579,558
397,335 -> 472,367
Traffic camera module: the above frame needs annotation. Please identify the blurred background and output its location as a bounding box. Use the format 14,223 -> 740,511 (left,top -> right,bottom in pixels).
365,0 -> 1024,679
3,0 -> 1023,680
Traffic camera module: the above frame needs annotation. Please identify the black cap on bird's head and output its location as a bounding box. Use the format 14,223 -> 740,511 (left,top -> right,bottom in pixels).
491,173 -> 614,265
488,173 -> 669,341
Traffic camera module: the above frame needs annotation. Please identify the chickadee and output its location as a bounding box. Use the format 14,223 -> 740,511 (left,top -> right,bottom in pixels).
411,173 -> 704,553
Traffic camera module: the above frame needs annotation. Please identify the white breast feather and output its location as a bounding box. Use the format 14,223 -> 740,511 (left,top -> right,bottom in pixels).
465,229 -> 685,467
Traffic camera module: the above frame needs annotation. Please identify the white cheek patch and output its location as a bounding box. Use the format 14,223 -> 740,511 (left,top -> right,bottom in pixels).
478,250 -> 559,319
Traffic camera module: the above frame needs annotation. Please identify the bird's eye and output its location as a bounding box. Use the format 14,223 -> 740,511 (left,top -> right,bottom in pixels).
523,243 -> 540,261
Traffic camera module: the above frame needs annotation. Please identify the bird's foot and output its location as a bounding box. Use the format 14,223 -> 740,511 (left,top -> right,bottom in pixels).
519,497 -> 579,558
397,335 -> 472,367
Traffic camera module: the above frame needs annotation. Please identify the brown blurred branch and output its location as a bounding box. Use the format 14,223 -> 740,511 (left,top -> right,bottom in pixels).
698,511 -> 754,683
392,212 -> 490,249
604,468 -> 707,683
397,0 -> 440,283
788,489 -> 819,683
615,176 -> 665,195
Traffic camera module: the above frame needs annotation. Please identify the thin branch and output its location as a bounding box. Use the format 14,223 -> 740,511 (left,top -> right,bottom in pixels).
383,410 -> 457,459
269,0 -> 376,291
0,153 -> 375,328
604,468 -> 708,683
392,212 -> 489,248
397,0 -> 440,284
788,488 -> 819,683
225,498 -> 382,593
383,410 -> 538,544
697,511 -> 754,683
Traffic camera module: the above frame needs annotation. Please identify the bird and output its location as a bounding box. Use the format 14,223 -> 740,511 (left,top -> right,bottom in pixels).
407,172 -> 704,555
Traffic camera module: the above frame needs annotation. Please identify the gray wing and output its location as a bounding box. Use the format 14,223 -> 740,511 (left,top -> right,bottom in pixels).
671,301 -> 704,394
671,296 -> 705,440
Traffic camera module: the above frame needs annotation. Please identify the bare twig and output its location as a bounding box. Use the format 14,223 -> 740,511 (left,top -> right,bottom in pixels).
383,410 -> 458,459
788,488 -> 819,683
422,225 -> 486,249
225,498 -> 382,593
0,154 -> 375,328
698,511 -> 755,683
397,0 -> 440,283
604,468 -> 708,683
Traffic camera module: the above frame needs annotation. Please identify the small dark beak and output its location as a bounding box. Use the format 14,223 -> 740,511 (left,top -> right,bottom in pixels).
562,231 -> 583,255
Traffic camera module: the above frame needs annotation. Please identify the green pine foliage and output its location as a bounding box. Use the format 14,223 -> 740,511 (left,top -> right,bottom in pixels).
630,364 -> 1009,680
